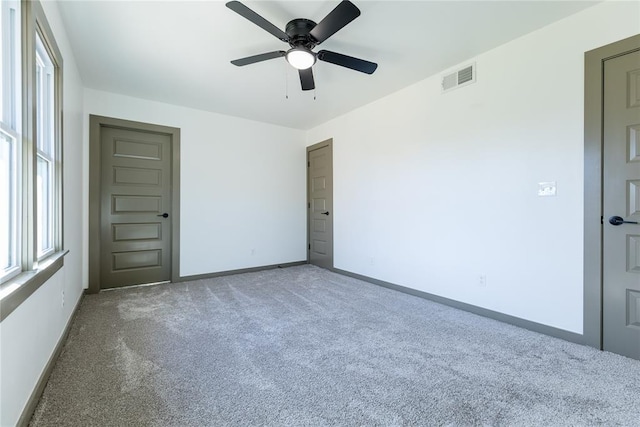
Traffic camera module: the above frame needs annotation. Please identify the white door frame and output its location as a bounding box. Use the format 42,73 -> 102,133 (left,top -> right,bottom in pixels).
88,115 -> 181,293
584,34 -> 640,349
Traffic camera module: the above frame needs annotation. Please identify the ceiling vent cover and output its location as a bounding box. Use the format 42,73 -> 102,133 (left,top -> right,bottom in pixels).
442,63 -> 476,92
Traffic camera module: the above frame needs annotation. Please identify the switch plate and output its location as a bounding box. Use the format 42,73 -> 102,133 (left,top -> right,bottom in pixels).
538,181 -> 557,197
478,275 -> 487,287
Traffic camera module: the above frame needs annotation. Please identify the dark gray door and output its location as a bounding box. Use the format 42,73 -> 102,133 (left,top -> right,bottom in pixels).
100,126 -> 172,289
603,49 -> 640,360
308,141 -> 333,269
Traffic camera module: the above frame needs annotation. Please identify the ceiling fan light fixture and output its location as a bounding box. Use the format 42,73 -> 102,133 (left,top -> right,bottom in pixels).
286,47 -> 316,70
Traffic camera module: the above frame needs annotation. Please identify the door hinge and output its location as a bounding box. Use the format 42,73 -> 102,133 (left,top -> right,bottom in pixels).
308,202 -> 310,209
601,216 -> 604,225
308,244 -> 311,250
307,161 -> 310,167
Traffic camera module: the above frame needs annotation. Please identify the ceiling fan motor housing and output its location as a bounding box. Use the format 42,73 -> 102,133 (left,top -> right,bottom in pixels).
286,19 -> 318,49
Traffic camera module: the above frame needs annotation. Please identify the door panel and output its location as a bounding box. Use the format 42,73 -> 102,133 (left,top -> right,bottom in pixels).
112,195 -> 162,213
112,223 -> 162,241
100,127 -> 172,288
308,142 -> 333,269
603,50 -> 640,360
113,138 -> 162,159
112,249 -> 162,270
113,167 -> 161,186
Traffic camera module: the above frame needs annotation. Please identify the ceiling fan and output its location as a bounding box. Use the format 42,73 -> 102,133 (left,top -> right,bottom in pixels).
226,0 -> 378,91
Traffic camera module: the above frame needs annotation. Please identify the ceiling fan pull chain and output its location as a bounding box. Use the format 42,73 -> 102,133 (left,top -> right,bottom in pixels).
313,66 -> 317,100
285,61 -> 289,99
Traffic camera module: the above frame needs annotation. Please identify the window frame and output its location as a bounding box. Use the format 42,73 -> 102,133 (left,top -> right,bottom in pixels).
0,0 -> 22,284
0,0 -> 66,322
34,27 -> 59,260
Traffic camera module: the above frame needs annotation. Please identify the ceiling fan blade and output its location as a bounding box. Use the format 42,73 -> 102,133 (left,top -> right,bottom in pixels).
299,68 -> 315,91
309,1 -> 360,44
231,51 -> 285,66
317,50 -> 377,74
226,1 -> 289,42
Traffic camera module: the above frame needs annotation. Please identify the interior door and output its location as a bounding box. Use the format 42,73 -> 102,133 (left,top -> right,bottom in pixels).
603,49 -> 640,360
308,141 -> 333,269
99,126 -> 172,289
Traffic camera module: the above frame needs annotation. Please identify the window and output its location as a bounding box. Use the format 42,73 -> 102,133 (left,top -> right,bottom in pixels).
0,129 -> 19,278
0,0 -> 64,296
0,0 -> 21,282
35,33 -> 56,259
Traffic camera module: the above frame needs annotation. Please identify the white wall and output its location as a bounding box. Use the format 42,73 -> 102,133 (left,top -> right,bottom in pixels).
83,90 -> 308,277
307,1 -> 639,334
0,1 -> 85,425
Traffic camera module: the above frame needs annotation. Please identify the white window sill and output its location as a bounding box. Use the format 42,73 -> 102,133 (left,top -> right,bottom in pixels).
0,250 -> 68,322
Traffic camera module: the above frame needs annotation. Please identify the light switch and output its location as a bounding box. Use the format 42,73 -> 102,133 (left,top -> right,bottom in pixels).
538,181 -> 557,197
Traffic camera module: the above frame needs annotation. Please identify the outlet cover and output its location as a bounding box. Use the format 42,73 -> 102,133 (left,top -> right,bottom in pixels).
538,182 -> 557,197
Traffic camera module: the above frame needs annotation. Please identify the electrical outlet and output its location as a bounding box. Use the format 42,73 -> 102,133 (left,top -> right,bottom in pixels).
538,181 -> 557,197
61,290 -> 65,307
250,248 -> 256,256
478,275 -> 487,287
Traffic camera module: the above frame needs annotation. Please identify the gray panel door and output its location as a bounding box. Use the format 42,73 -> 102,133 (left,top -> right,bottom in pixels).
308,142 -> 333,269
100,126 -> 172,288
603,50 -> 640,359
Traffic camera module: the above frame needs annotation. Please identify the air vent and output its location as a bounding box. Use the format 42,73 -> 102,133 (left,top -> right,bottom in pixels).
442,63 -> 476,93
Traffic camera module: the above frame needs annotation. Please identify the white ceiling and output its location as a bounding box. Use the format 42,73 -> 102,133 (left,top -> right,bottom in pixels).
56,0 -> 600,130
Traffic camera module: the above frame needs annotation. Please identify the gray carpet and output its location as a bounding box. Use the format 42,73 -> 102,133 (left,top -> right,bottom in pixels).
31,265 -> 640,426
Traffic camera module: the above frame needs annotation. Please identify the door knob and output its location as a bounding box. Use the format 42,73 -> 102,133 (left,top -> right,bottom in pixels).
157,213 -> 169,218
608,215 -> 638,226
321,211 -> 330,216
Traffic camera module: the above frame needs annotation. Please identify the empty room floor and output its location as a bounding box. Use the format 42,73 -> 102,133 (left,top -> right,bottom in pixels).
31,265 -> 640,426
